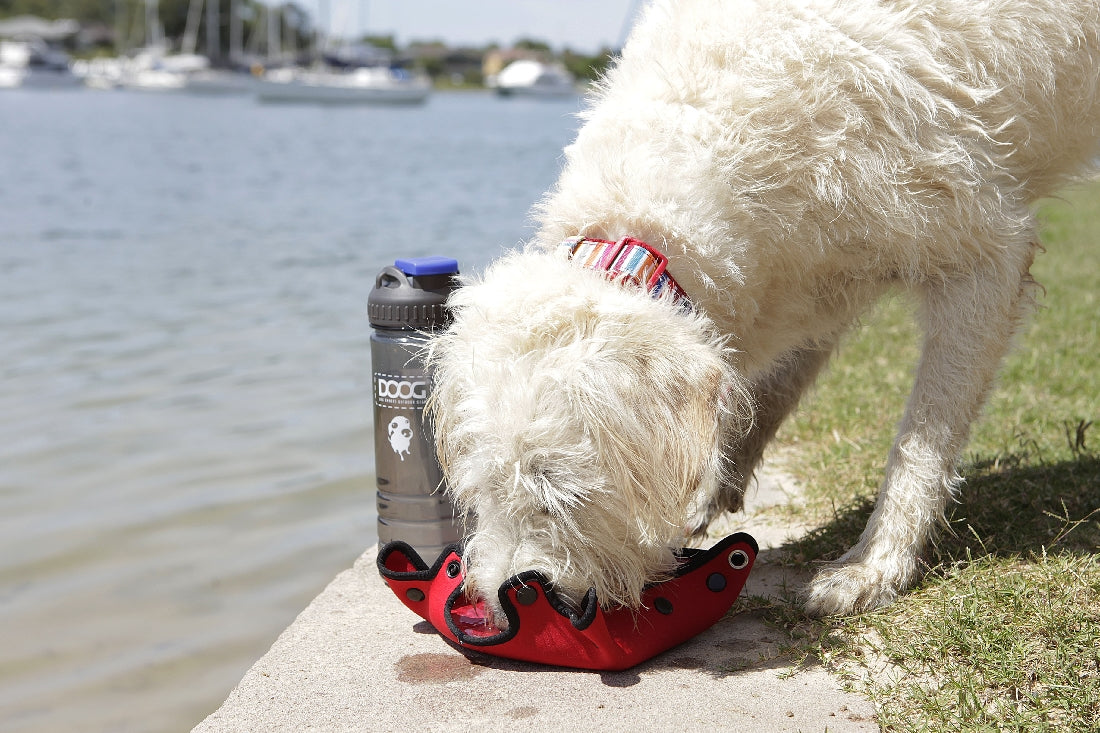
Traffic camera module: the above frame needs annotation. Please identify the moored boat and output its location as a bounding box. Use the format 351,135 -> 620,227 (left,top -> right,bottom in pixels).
254,65 -> 430,105
0,38 -> 83,89
489,59 -> 576,98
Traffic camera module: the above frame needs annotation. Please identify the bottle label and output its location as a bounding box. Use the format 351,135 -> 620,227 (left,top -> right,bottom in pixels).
373,371 -> 431,409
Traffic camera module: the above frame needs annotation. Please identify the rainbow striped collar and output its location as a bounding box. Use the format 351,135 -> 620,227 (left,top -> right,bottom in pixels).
561,236 -> 691,308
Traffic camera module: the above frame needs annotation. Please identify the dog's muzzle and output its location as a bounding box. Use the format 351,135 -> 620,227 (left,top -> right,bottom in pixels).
562,236 -> 691,309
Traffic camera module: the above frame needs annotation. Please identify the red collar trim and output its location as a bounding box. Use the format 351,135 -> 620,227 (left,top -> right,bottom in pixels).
562,236 -> 691,308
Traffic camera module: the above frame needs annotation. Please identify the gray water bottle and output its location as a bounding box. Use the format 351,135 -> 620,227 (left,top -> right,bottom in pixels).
368,256 -> 462,560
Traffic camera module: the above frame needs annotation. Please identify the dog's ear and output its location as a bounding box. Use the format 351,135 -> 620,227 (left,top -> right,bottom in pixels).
561,311 -> 745,535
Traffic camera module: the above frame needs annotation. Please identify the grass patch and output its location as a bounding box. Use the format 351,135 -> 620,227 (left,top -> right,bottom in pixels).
842,552 -> 1100,732
763,180 -> 1100,730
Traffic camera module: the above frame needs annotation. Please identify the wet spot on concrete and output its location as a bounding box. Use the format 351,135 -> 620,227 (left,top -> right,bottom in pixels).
395,653 -> 483,684
667,656 -> 705,669
600,669 -> 641,687
508,706 -> 539,719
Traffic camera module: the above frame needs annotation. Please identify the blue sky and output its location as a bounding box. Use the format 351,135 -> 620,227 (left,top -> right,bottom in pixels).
313,0 -> 644,52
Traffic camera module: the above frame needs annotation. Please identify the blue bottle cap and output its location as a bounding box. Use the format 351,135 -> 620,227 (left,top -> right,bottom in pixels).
394,256 -> 460,277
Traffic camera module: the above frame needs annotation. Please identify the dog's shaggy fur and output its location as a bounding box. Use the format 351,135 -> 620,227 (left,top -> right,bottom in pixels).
429,0 -> 1100,620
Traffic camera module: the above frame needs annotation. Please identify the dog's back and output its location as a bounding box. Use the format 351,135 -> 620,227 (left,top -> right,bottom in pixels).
872,0 -> 1100,197
536,0 -> 1100,366
542,0 -> 1100,246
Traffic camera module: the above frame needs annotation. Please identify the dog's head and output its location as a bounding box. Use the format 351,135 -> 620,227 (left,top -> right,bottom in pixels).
427,249 -> 750,623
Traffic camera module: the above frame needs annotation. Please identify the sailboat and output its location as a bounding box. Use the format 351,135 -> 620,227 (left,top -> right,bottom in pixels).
180,0 -> 256,94
252,1 -> 430,106
82,0 -> 251,93
253,62 -> 429,105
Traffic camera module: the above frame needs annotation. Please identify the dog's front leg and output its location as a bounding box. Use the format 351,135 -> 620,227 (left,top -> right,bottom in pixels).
805,254 -> 1036,616
691,343 -> 836,532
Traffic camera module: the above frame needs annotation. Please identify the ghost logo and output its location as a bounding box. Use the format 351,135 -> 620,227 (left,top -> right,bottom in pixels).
387,416 -> 414,461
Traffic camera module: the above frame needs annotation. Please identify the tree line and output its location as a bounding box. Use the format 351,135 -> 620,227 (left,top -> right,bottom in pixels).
2,0 -> 314,58
1,0 -> 616,81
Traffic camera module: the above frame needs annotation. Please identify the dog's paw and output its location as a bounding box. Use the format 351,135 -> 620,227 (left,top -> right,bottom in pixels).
803,562 -> 900,617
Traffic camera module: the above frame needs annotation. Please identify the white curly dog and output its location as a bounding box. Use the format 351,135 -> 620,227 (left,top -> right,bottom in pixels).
428,0 -> 1100,619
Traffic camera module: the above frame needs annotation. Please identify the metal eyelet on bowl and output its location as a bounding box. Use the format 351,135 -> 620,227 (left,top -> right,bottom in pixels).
728,549 -> 749,569
516,586 -> 538,606
446,560 -> 462,578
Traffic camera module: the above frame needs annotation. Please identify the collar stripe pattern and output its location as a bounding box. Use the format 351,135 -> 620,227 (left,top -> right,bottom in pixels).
562,236 -> 690,307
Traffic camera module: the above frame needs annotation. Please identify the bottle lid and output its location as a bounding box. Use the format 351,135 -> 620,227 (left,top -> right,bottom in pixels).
394,256 -> 459,277
368,257 -> 460,330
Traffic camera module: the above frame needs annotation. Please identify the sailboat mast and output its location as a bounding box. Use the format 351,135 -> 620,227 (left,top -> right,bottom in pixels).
230,0 -> 241,63
314,0 -> 328,65
206,0 -> 219,61
114,0 -> 125,53
182,0 -> 202,54
267,1 -> 280,62
145,0 -> 160,48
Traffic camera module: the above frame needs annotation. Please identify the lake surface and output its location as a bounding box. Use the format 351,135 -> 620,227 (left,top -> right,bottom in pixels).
0,87 -> 584,733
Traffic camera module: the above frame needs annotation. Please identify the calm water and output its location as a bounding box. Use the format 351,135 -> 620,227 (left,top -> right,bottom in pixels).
0,87 -> 583,733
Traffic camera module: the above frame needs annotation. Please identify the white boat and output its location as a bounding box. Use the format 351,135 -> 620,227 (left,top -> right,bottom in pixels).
489,59 -> 576,98
119,49 -> 206,91
254,66 -> 430,105
0,66 -> 21,88
72,56 -> 124,89
77,48 -> 197,91
0,39 -> 83,89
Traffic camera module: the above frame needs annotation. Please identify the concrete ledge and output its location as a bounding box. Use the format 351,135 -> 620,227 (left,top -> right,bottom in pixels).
194,475 -> 877,732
